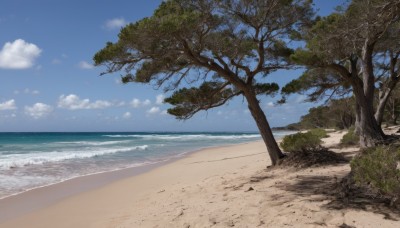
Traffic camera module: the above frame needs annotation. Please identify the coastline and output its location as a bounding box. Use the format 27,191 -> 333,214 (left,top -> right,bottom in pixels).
2,132 -> 399,228
0,140 -> 266,227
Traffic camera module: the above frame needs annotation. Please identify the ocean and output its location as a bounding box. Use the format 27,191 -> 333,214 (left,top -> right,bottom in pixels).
0,131 -> 292,199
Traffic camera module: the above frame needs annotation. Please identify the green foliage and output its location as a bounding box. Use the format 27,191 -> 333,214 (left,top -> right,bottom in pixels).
340,126 -> 359,146
280,132 -> 322,153
164,82 -> 237,119
283,97 -> 355,130
309,128 -> 328,138
253,83 -> 279,96
351,145 -> 400,201
94,0 -> 314,121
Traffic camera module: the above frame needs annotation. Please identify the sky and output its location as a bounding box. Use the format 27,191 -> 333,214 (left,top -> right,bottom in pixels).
0,0 -> 346,132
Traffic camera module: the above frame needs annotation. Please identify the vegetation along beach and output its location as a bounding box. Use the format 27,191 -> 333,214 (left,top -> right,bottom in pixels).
0,0 -> 400,227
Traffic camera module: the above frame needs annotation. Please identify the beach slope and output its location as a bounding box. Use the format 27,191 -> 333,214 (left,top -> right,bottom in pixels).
1,132 -> 399,227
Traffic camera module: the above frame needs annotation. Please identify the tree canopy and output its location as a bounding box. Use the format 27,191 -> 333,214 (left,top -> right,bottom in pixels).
281,0 -> 400,147
94,0 -> 314,165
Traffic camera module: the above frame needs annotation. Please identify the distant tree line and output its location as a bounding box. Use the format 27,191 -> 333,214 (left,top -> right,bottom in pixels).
287,87 -> 400,130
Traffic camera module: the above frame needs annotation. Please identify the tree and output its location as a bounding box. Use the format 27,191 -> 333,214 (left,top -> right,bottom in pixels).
293,97 -> 355,130
374,23 -> 400,126
284,0 -> 400,147
93,0 -> 313,165
384,86 -> 400,125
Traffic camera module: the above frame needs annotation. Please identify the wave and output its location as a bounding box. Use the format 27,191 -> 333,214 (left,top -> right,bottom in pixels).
103,134 -> 261,140
53,140 -> 131,146
0,145 -> 148,170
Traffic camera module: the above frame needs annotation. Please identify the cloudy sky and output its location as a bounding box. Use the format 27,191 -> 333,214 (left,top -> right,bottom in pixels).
0,0 -> 345,132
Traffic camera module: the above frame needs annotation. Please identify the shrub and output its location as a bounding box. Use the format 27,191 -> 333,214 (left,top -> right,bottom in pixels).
309,128 -> 329,138
351,145 -> 400,205
340,126 -> 359,146
280,132 -> 322,153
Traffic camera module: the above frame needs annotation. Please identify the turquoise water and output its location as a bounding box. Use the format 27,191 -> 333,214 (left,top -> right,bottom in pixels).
0,131 -> 292,199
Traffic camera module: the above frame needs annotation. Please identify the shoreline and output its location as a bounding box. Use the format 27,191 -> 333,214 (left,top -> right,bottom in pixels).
1,132 -> 399,228
0,139 -> 263,224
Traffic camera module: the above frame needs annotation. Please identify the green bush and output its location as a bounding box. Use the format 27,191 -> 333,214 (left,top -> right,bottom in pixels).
340,126 -> 359,146
280,132 -> 322,153
351,145 -> 400,204
309,128 -> 329,138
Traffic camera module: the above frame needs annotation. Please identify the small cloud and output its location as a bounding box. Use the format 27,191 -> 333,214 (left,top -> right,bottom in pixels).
155,94 -> 165,105
58,94 -> 113,110
161,110 -> 168,115
116,101 -> 125,106
147,106 -> 160,114
25,103 -> 53,119
78,61 -> 94,69
267,102 -> 275,107
115,78 -> 122,85
104,18 -> 127,30
0,99 -> 17,110
122,112 -> 132,119
130,98 -> 151,108
217,111 -> 223,115
142,99 -> 151,106
0,39 -> 42,69
14,89 -> 40,95
130,98 -> 141,108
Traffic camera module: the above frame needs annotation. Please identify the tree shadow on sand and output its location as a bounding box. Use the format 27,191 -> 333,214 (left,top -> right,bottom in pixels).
275,167 -> 400,221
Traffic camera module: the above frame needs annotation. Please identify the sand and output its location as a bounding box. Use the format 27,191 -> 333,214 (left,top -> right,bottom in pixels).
1,131 -> 399,228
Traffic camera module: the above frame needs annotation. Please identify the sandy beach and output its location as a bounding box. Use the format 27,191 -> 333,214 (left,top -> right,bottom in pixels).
1,132 -> 399,228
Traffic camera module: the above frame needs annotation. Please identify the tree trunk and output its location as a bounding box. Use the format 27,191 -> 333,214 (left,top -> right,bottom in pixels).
353,44 -> 386,146
353,85 -> 386,147
244,89 -> 284,166
354,102 -> 361,135
375,89 -> 392,126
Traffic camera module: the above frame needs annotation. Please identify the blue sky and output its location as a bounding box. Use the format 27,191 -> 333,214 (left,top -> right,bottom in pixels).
0,0 -> 346,132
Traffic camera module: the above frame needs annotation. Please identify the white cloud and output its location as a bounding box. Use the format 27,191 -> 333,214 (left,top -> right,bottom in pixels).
0,39 -> 42,69
267,102 -> 276,107
130,98 -> 141,108
142,99 -> 151,106
58,94 -> 113,110
78,61 -> 94,69
104,18 -> 127,30
89,100 -> 113,109
122,112 -> 132,119
25,103 -> 53,119
14,89 -> 40,95
147,106 -> 160,114
115,78 -> 122,85
130,98 -> 151,108
155,94 -> 165,105
0,99 -> 17,110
